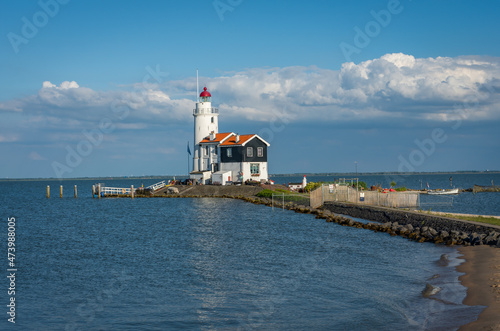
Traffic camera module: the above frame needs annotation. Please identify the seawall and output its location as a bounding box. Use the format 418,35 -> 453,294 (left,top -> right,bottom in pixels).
321,202 -> 500,235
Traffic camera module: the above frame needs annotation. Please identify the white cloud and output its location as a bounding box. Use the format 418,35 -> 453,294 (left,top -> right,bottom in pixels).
29,151 -> 46,160
1,53 -> 499,134
0,134 -> 19,143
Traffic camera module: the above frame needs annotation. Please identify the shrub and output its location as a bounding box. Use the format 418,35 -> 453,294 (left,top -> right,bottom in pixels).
395,187 -> 407,191
256,189 -> 275,198
304,182 -> 322,193
354,181 -> 368,190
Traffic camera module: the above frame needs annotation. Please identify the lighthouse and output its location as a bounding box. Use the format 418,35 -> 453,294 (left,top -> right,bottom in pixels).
189,86 -> 270,185
192,87 -> 219,172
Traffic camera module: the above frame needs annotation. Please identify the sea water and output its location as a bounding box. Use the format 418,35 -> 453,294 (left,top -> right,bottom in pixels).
0,178 -> 489,330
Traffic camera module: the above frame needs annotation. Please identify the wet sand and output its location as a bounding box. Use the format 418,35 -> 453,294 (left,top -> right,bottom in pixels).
458,246 -> 500,331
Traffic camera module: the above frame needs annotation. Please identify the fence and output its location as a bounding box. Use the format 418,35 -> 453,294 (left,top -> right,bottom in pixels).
146,180 -> 167,192
310,184 -> 420,209
272,194 -> 310,210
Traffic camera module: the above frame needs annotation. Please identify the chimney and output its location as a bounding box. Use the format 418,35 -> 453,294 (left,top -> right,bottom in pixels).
210,131 -> 215,141
235,134 -> 240,143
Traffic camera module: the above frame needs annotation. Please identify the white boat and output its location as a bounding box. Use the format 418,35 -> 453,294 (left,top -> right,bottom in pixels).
427,188 -> 460,195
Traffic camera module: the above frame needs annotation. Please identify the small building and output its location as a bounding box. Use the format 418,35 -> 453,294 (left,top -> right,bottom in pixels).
289,175 -> 307,191
189,87 -> 270,185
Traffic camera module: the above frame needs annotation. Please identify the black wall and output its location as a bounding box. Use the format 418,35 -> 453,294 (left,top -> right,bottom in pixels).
221,138 -> 267,163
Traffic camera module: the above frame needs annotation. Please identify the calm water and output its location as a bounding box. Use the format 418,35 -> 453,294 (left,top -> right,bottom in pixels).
0,176 -> 490,330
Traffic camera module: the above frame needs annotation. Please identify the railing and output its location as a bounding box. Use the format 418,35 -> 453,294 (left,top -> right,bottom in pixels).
193,107 -> 219,115
146,180 -> 167,191
101,187 -> 132,195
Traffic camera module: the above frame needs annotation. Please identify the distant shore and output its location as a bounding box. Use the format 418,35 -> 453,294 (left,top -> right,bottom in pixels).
457,246 -> 500,331
1,170 -> 499,181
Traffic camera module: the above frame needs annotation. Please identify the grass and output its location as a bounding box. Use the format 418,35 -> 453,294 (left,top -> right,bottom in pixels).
441,214 -> 500,227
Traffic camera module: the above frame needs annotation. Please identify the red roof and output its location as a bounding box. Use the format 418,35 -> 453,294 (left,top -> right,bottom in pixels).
199,132 -> 233,144
200,87 -> 211,97
220,134 -> 255,146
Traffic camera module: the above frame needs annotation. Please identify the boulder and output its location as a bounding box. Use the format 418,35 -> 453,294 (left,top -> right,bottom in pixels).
484,232 -> 499,245
439,230 -> 450,239
428,227 -> 438,237
437,254 -> 449,266
167,187 -> 179,194
382,222 -> 392,229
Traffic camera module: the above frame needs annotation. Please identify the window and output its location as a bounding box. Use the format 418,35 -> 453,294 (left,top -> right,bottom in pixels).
227,148 -> 232,157
247,147 -> 253,157
250,163 -> 260,175
211,117 -> 214,123
257,147 -> 263,157
205,146 -> 209,156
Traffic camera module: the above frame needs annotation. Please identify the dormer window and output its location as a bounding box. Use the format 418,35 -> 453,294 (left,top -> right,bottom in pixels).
247,147 -> 253,157
257,147 -> 263,157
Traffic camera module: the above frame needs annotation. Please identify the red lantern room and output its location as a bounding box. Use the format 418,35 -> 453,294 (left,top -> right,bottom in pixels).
200,87 -> 211,102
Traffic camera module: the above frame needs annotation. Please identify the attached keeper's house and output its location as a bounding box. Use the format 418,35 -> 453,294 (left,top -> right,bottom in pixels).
190,87 -> 270,185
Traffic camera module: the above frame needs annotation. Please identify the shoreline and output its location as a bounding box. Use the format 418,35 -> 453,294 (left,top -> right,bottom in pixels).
457,246 -> 500,331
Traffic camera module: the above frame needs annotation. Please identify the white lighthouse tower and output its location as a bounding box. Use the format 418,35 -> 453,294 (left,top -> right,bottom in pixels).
192,87 -> 219,172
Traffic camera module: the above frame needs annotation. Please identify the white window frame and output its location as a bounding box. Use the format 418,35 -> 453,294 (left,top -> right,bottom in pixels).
257,147 -> 263,157
227,148 -> 232,157
247,147 -> 253,157
250,163 -> 260,175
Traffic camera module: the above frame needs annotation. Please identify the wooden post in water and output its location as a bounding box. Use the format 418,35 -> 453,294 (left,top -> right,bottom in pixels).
60,185 -> 63,198
131,185 -> 134,199
98,184 -> 101,199
47,185 -> 50,198
74,185 -> 77,198
92,185 -> 95,198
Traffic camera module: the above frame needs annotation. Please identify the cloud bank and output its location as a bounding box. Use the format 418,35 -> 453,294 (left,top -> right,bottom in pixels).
1,53 -> 499,178
1,53 -> 499,134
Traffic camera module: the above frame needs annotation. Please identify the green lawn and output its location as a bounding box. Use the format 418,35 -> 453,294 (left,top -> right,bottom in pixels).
441,214 -> 500,227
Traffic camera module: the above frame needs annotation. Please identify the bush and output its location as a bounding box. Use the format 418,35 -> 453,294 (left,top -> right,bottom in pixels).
256,189 -> 275,198
395,187 -> 407,191
304,182 -> 322,193
354,181 -> 368,190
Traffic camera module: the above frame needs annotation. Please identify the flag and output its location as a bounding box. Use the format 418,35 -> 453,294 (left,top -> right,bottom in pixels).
187,142 -> 191,155
427,182 -> 429,189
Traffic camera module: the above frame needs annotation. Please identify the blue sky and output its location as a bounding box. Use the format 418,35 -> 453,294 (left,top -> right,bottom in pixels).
1,0 -> 500,178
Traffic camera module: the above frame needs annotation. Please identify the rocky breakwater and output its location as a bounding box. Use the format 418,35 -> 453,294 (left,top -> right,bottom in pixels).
320,202 -> 500,247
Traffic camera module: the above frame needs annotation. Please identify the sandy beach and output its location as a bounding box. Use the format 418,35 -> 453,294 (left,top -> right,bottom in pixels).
458,246 -> 500,331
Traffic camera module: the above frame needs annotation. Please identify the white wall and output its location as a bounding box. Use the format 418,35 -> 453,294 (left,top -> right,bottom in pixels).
241,161 -> 268,182
220,162 -> 242,182
193,100 -> 218,172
